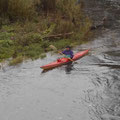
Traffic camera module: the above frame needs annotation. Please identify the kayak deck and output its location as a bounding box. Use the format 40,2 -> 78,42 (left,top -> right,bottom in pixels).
40,49 -> 89,70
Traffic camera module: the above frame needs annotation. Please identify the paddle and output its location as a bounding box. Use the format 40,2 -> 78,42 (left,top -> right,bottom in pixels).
49,45 -> 74,62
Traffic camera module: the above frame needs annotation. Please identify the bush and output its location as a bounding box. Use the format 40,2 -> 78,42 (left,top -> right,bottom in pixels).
52,39 -> 74,49
56,0 -> 82,19
0,46 -> 14,60
9,56 -> 23,66
24,44 -> 44,59
8,0 -> 36,20
0,0 -> 93,65
0,32 -> 14,40
54,20 -> 74,34
15,33 -> 43,46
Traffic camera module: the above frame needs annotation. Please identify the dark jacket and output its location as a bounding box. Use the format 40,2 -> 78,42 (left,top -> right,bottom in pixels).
62,50 -> 74,58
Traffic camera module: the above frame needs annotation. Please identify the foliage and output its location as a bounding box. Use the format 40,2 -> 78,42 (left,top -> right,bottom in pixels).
0,32 -> 14,40
8,0 -> 36,20
40,0 -> 56,12
53,20 -> 74,34
0,0 -> 93,65
9,56 -> 23,66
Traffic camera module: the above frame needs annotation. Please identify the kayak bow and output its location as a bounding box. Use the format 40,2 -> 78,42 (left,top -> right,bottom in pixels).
40,49 -> 89,70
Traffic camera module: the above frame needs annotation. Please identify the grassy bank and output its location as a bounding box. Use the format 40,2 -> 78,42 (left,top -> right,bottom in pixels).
0,0 -> 93,65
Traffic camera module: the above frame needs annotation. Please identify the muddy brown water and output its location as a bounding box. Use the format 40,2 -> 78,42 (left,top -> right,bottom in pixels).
0,0 -> 120,120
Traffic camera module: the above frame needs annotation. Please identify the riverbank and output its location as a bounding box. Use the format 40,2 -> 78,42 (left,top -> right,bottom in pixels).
0,19 -> 92,66
0,0 -> 93,65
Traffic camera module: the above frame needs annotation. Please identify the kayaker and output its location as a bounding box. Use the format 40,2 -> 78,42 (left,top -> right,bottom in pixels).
61,46 -> 74,59
57,46 -> 74,62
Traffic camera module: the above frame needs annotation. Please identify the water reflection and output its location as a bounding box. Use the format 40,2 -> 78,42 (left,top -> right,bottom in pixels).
65,62 -> 74,74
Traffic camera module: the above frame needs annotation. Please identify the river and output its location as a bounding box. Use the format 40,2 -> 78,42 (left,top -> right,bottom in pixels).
0,0 -> 120,120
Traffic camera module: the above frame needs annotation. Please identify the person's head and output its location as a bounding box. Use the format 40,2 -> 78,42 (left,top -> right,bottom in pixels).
65,46 -> 71,50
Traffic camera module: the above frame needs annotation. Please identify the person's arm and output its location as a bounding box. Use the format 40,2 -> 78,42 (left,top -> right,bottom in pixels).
58,50 -> 65,54
71,51 -> 74,58
62,50 -> 65,54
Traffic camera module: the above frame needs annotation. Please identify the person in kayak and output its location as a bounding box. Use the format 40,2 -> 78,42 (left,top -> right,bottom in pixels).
62,46 -> 74,59
57,46 -> 74,62
61,46 -> 74,59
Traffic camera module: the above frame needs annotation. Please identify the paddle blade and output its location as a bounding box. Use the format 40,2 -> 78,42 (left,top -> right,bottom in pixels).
49,45 -> 57,51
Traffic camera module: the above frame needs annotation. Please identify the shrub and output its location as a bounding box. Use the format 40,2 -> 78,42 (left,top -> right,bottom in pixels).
9,56 -> 23,66
0,32 -> 14,40
24,44 -> 44,59
8,0 -> 36,20
0,0 -> 92,65
40,53 -> 46,59
54,20 -> 74,34
0,46 -> 14,60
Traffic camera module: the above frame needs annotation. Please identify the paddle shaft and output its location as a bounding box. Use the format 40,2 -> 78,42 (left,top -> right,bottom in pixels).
59,51 -> 74,62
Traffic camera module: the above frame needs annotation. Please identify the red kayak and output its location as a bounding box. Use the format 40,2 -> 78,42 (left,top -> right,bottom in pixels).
40,49 -> 89,70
